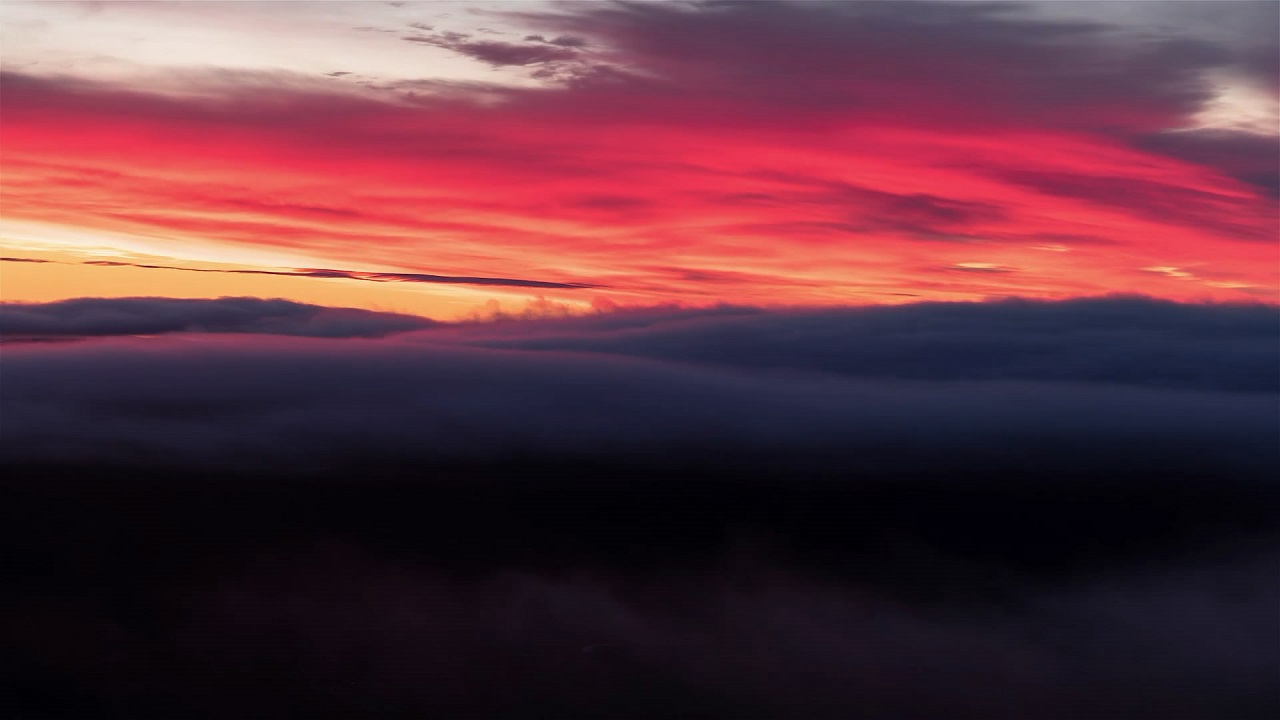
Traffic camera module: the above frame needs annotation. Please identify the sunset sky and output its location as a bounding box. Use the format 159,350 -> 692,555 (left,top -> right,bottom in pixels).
2,0 -> 1276,317
2,4 -> 1278,719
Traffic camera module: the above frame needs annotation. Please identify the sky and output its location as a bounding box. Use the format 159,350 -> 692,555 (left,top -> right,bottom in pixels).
1,3 -> 1278,718
1,0 -> 1277,317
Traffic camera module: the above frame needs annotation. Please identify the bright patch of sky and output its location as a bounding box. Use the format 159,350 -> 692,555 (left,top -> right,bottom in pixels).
1023,0 -> 1279,136
0,1 -> 561,88
1188,70 -> 1279,135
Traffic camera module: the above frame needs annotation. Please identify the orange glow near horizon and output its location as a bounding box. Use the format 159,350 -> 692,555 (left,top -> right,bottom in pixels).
0,248 -> 601,321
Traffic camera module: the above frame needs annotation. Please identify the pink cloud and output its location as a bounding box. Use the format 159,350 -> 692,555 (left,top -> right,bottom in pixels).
1,1 -> 1275,306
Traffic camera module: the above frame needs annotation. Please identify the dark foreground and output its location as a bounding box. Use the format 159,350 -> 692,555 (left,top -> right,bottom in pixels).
4,462 -> 1277,720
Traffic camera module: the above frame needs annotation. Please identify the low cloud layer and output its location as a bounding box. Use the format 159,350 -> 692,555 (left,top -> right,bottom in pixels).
3,296 -> 1275,542
452,295 -> 1280,393
8,294 -> 1271,391
0,296 -> 437,339
3,295 -> 1277,718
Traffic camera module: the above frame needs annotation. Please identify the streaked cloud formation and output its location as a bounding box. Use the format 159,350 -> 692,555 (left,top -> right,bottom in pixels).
0,255 -> 594,290
2,1 -> 1276,312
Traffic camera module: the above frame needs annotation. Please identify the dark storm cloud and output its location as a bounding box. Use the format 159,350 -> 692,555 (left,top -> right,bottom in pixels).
0,297 -> 436,339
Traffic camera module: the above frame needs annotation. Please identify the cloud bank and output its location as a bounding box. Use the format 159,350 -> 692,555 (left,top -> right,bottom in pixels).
451,295 -> 1280,393
9,294 -> 1271,391
0,296 -> 437,339
2,295 -> 1277,717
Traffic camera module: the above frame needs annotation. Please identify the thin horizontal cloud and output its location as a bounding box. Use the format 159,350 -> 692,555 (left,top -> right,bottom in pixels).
992,169 -> 1278,242
402,29 -> 582,67
946,262 -> 1015,274
0,256 -> 595,290
0,296 -> 437,339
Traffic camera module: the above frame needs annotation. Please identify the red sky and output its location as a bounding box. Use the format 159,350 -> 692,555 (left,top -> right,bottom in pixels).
1,1 -> 1276,318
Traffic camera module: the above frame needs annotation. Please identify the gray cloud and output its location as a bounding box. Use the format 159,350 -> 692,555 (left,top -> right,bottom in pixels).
3,302 -> 1276,500
450,296 -> 1280,393
1027,0 -> 1279,88
403,29 -> 581,67
514,0 -> 1244,131
7,296 -> 1276,393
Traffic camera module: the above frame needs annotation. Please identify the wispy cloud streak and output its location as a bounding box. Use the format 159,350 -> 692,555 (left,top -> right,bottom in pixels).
0,256 -> 596,290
